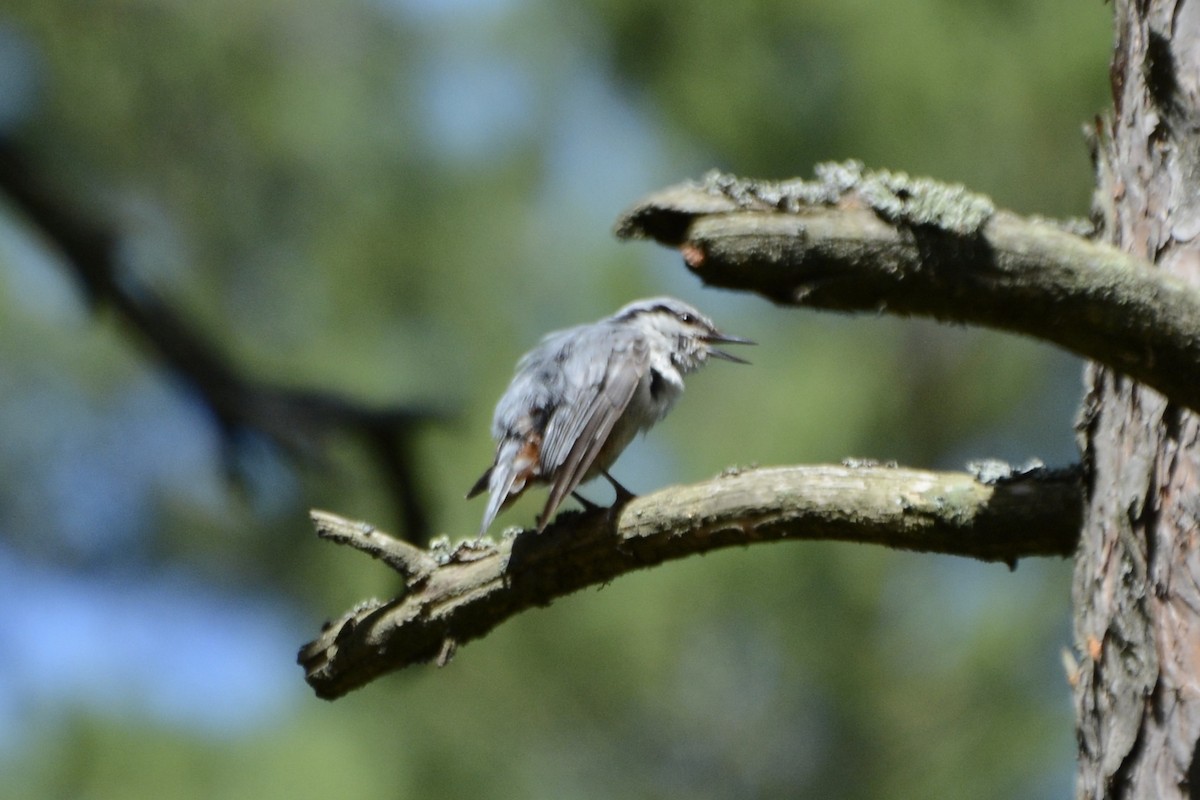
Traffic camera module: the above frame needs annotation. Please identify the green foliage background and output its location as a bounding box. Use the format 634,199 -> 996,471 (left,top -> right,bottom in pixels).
0,0 -> 1110,797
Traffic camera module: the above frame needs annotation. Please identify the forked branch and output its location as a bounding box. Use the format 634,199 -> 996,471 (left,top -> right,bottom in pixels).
299,461 -> 1081,699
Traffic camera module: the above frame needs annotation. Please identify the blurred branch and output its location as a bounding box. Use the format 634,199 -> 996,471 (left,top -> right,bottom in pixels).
0,138 -> 444,542
298,460 -> 1081,699
615,162 -> 1200,413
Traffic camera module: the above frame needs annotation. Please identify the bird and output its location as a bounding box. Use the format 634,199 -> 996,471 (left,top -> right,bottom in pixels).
468,296 -> 753,536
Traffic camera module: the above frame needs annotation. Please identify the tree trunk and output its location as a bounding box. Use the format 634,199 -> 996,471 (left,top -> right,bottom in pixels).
1074,2 -> 1200,797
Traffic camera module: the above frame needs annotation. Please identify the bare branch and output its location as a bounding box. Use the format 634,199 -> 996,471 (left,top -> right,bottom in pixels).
298,461 -> 1081,699
309,509 -> 439,582
0,138 -> 446,541
615,163 -> 1200,413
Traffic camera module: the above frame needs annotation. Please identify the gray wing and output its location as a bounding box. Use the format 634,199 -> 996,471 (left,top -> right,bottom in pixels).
535,325 -> 649,530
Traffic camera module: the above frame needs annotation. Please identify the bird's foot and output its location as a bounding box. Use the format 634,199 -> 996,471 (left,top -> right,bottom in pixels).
571,491 -> 603,512
602,471 -> 637,507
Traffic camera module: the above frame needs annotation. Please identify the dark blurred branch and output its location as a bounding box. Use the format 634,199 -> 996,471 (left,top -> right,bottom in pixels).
0,138 -> 444,542
615,162 -> 1200,413
298,461 -> 1081,699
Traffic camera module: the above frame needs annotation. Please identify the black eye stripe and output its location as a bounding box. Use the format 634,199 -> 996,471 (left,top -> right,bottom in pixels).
652,304 -> 695,323
616,302 -> 704,325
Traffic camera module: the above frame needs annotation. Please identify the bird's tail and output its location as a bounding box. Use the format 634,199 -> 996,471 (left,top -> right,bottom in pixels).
471,439 -> 534,537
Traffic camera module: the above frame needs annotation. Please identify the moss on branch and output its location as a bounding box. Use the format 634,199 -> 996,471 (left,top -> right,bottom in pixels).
616,163 -> 1200,413
299,461 -> 1080,699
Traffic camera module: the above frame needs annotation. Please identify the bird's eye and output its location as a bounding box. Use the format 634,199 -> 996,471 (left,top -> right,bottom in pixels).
680,313 -> 695,324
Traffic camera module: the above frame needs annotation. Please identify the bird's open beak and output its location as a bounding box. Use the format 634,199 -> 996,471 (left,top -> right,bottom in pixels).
705,332 -> 755,364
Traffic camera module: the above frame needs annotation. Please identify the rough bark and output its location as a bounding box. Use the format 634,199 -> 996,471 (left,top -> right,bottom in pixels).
299,462 -> 1081,699
1073,3 -> 1200,798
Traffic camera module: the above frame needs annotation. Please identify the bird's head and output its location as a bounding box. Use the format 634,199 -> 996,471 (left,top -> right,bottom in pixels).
612,297 -> 755,371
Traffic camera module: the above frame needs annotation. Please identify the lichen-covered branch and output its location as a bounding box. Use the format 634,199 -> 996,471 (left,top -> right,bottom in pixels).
615,162 -> 1200,413
298,461 -> 1081,699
